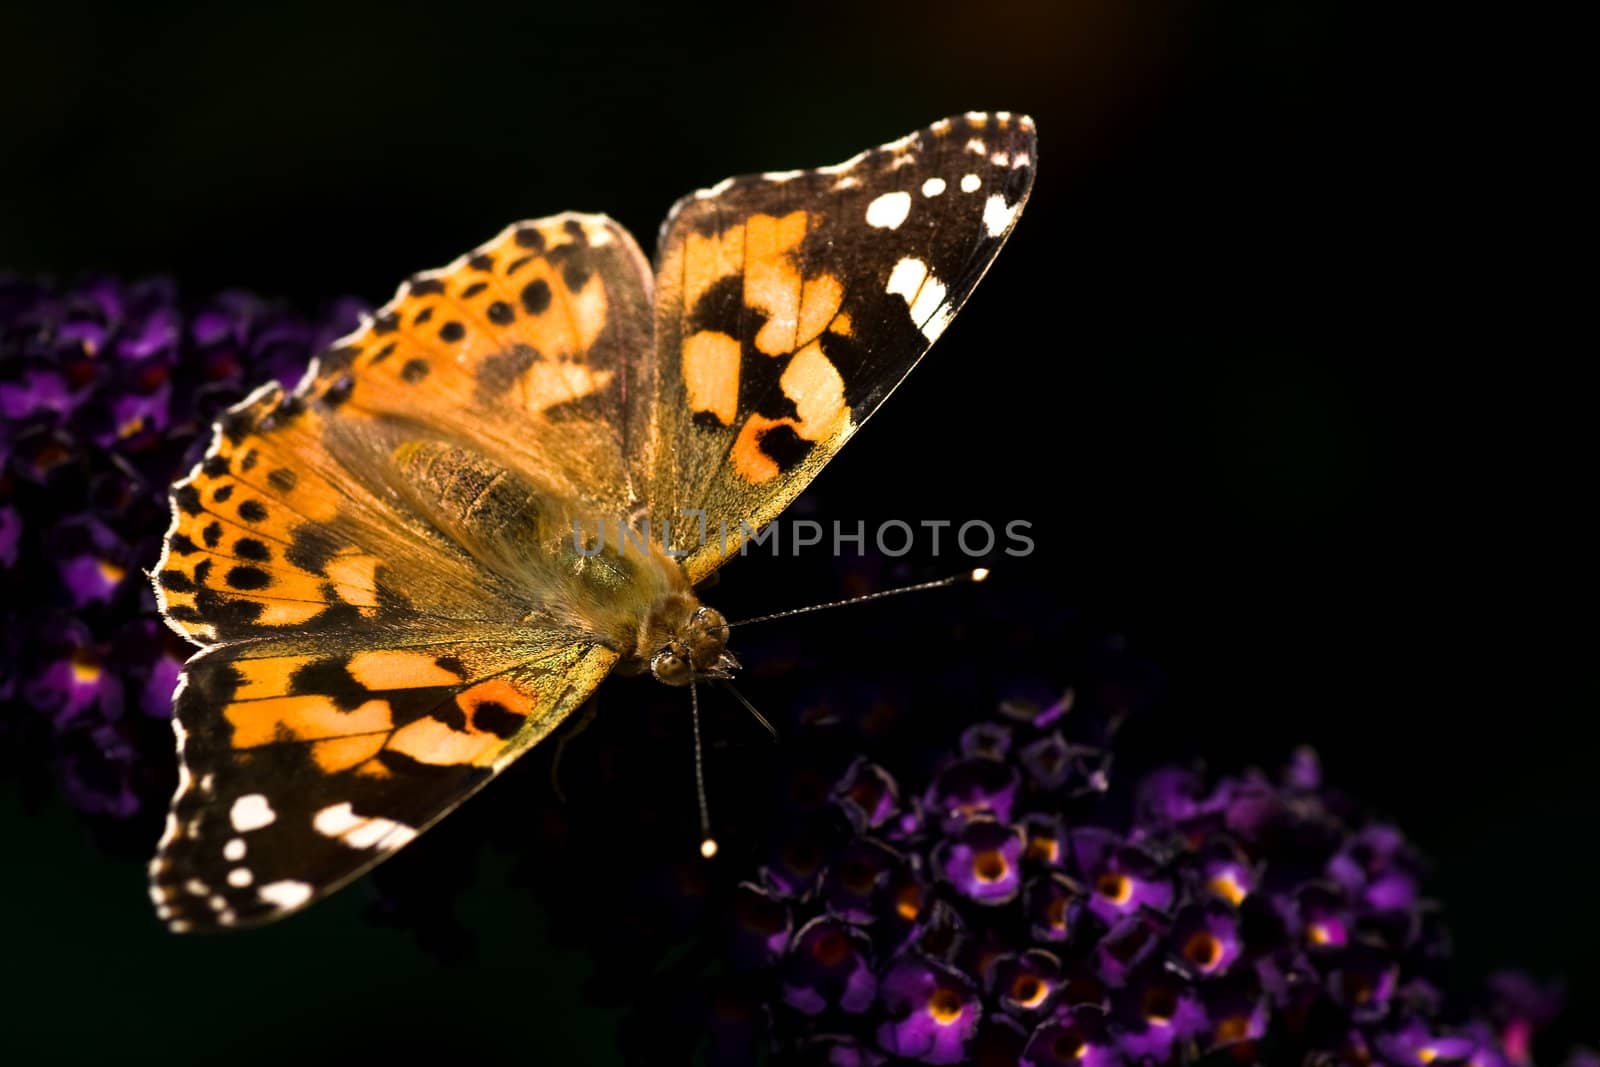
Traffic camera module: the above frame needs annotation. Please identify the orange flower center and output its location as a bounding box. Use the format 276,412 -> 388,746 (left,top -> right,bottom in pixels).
973,849 -> 1009,884
927,988 -> 965,1025
1208,871 -> 1247,905
1096,871 -> 1131,904
1183,931 -> 1223,970
894,883 -> 922,921
1011,975 -> 1048,1008
69,649 -> 101,685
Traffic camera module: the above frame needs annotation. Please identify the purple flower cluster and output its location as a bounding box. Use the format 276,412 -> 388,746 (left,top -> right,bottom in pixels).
723,698 -> 1584,1065
0,275 -> 363,816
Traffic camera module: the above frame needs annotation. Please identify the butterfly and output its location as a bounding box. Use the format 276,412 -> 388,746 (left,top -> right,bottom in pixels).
147,112 -> 1036,931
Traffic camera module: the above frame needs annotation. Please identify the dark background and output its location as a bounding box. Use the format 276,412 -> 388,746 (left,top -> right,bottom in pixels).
2,1 -> 1587,1063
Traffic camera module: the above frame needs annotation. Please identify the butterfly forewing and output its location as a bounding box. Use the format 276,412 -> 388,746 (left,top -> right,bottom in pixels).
649,112 -> 1036,580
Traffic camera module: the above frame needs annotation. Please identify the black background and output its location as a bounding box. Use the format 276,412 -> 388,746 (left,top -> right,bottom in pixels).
2,2 -> 1588,1063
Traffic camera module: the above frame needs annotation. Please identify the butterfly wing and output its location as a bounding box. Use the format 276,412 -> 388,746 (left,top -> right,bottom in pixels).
648,112 -> 1036,580
150,215 -> 654,929
151,628 -> 614,931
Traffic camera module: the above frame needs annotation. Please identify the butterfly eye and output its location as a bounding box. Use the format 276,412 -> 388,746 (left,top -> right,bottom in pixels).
691,606 -> 729,642
651,649 -> 693,687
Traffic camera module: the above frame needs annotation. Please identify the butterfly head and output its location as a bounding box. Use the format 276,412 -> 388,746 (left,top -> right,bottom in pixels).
640,592 -> 737,687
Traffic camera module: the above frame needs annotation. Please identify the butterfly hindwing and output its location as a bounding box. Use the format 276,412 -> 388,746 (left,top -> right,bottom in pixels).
150,625 -> 616,930
649,112 -> 1036,580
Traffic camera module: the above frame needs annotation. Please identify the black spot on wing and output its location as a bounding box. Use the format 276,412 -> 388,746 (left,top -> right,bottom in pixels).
472,701 -> 522,740
755,423 -> 813,474
225,565 -> 271,591
476,344 -> 539,399
520,279 -> 552,315
233,538 -> 271,562
288,658 -> 366,711
286,527 -> 340,575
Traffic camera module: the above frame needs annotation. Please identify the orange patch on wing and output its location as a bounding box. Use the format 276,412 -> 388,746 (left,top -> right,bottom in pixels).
324,552 -> 380,610
347,650 -> 464,691
795,273 -> 845,347
457,677 -> 534,718
312,734 -> 387,773
779,341 -> 849,439
680,225 -> 748,311
745,211 -> 809,356
225,696 -> 394,748
387,716 -> 500,766
232,655 -> 316,700
730,414 -> 797,484
682,330 -> 741,425
256,600 -> 328,627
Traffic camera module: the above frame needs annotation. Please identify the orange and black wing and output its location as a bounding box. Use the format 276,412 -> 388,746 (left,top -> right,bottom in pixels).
150,629 -> 615,930
648,112 -> 1036,581
149,215 -> 653,929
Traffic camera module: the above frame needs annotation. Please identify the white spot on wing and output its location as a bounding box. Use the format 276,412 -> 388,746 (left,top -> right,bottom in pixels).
964,110 -> 988,123
965,138 -> 987,155
960,174 -> 982,193
866,191 -> 912,229
312,802 -> 362,838
348,817 -> 416,851
983,194 -> 1020,237
885,258 -> 951,341
313,801 -> 416,850
922,177 -> 946,197
258,880 -> 314,911
229,793 -> 275,832
990,151 -> 1010,167
227,867 -> 253,888
832,175 -> 861,190
1011,151 -> 1032,169
762,169 -> 803,182
184,879 -> 208,897
223,838 -> 246,861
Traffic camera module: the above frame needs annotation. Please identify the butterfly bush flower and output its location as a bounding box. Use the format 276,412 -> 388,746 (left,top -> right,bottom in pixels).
710,688 -> 1590,1065
0,275 -> 363,817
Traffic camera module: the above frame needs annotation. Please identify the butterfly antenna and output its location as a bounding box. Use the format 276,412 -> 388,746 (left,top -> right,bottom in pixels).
729,567 -> 990,628
690,681 -> 717,859
718,680 -> 779,740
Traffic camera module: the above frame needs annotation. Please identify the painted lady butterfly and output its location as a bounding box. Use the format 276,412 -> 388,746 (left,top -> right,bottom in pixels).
148,112 -> 1036,931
